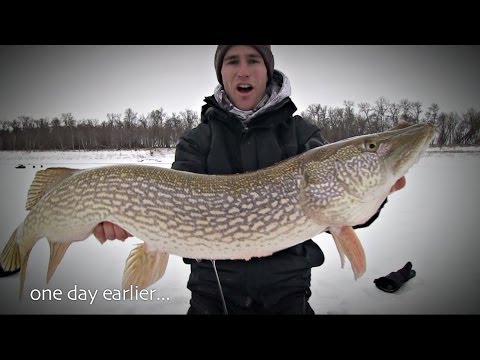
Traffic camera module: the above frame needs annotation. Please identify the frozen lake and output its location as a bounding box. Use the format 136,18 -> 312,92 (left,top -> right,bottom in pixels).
0,148 -> 479,314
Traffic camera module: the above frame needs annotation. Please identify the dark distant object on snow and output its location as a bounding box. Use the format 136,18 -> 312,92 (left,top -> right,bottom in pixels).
15,165 -> 26,169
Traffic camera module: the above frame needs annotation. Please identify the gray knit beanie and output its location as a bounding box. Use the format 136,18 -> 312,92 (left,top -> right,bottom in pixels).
214,45 -> 275,86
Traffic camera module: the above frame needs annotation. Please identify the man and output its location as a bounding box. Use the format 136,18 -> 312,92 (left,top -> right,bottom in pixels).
2,45 -> 405,313
97,45 -> 405,314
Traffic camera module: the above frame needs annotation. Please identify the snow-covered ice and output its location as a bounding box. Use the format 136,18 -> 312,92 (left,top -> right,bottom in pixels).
0,147 -> 479,314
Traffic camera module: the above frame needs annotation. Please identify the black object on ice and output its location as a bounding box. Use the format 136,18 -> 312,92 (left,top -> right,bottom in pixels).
374,261 -> 416,293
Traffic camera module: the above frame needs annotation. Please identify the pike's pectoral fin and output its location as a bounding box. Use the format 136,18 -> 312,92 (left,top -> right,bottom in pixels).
122,243 -> 169,290
330,226 -> 366,280
47,241 -> 73,283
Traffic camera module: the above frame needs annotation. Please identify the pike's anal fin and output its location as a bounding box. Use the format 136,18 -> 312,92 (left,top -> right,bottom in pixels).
19,248 -> 32,300
47,241 -> 73,283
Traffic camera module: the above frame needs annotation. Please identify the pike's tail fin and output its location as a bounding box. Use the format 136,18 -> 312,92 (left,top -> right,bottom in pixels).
1,222 -> 42,298
0,225 -> 22,277
1,224 -> 29,299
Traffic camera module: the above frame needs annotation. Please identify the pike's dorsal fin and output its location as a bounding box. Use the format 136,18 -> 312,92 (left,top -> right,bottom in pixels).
47,241 -> 73,283
330,226 -> 366,280
122,243 -> 169,290
26,168 -> 81,210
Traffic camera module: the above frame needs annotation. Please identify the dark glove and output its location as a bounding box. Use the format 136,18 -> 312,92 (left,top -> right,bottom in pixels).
374,261 -> 416,293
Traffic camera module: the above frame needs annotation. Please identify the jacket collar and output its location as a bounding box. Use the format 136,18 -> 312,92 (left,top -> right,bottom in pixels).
201,95 -> 297,131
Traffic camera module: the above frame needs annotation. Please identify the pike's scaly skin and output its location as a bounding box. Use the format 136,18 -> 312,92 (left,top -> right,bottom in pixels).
0,122 -> 435,297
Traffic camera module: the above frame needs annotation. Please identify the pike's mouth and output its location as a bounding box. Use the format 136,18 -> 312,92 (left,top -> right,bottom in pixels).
386,124 -> 435,179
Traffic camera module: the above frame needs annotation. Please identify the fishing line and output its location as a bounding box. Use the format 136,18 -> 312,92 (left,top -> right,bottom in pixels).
211,260 -> 228,315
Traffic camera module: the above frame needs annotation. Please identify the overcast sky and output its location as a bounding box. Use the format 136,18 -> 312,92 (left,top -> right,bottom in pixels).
0,45 -> 479,122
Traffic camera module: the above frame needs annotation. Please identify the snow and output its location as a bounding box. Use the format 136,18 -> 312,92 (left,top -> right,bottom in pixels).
0,147 -> 479,314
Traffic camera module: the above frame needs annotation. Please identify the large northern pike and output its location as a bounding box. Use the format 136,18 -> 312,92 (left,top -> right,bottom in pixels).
0,122 -> 435,297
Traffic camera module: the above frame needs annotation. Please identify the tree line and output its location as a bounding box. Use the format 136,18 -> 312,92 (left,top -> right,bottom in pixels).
0,108 -> 199,151
301,98 -> 480,146
0,98 -> 479,151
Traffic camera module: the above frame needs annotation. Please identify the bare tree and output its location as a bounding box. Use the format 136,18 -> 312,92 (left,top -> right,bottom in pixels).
123,108 -> 138,148
411,101 -> 423,124
343,100 -> 357,137
387,102 -> 400,127
180,109 -> 199,130
51,117 -> 64,150
61,113 -> 76,150
107,113 -> 122,149
357,102 -> 373,132
399,99 -> 413,122
301,104 -> 327,128
373,97 -> 390,131
457,108 -> 480,145
149,108 -> 167,147
425,103 -> 440,124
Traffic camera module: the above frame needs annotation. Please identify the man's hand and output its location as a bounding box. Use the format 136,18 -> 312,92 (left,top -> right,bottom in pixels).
94,222 -> 132,243
390,176 -> 406,194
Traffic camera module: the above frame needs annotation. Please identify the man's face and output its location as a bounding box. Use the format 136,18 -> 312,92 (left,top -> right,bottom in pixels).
220,45 -> 268,111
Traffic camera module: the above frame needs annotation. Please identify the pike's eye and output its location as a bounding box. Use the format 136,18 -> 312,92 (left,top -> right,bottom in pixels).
364,140 -> 378,152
